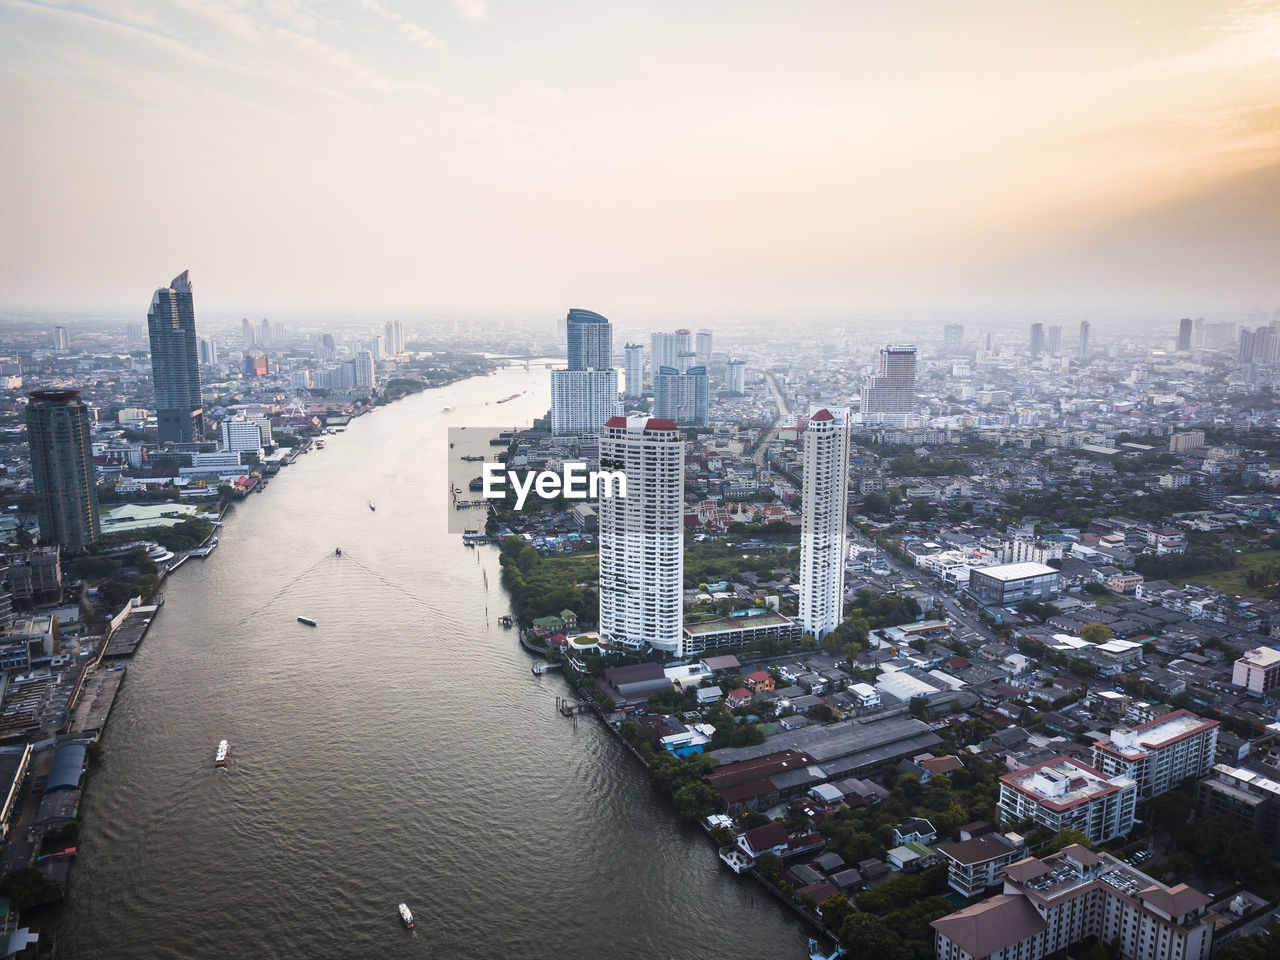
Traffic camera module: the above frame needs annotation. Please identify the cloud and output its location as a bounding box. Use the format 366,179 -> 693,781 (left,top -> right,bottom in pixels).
356,0 -> 442,47
450,0 -> 490,23
1139,1 -> 1280,73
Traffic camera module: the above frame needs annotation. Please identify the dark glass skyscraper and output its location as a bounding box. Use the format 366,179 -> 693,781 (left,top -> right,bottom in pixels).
26,389 -> 100,551
565,308 -> 613,370
147,270 -> 203,443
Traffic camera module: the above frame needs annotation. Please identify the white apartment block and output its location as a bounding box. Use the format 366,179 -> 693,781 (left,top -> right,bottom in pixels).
221,415 -> 270,454
597,416 -> 685,656
998,757 -> 1137,844
1091,709 -> 1218,799
622,344 -> 644,400
1233,646 -> 1280,695
1003,537 -> 1065,566
551,369 -> 622,437
798,408 -> 849,639
933,846 -> 1214,960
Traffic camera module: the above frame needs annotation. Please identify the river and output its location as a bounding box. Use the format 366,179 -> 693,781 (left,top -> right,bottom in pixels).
56,363 -> 802,959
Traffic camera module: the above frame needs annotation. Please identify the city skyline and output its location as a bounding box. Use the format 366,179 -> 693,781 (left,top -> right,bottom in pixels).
2,2 -> 1278,316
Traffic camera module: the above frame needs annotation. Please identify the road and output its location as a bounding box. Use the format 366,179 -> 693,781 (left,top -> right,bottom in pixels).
752,371 -> 791,470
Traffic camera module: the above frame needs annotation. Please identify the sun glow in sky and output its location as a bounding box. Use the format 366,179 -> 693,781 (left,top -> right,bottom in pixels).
2,0 -> 1279,317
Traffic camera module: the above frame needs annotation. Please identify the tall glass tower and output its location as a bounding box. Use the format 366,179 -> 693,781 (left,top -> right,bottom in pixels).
147,270 -> 203,443
26,389 -> 100,551
566,308 -> 613,370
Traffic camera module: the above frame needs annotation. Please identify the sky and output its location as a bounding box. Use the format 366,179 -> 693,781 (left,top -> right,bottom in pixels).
1,0 -> 1279,319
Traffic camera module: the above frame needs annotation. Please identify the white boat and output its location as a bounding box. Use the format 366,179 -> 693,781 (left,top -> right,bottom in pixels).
215,739 -> 229,767
369,500 -> 376,511
398,902 -> 414,929
297,616 -> 317,627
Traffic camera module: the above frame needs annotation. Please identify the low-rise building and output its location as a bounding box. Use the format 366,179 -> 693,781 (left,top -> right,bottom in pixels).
968,562 -> 1060,606
937,831 -> 1023,897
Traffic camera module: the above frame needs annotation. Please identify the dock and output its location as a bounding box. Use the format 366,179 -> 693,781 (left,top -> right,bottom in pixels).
532,661 -> 561,675
102,606 -> 159,658
70,664 -> 127,738
556,695 -> 594,717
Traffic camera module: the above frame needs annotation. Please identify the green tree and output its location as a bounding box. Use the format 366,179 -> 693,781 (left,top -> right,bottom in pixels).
1079,622 -> 1114,644
754,851 -> 783,885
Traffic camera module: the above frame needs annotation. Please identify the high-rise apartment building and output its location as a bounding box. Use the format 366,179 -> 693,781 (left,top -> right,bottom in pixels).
241,318 -> 257,348
623,343 -> 645,400
597,416 -> 685,656
566,308 -> 613,371
26,389 -> 100,551
257,318 -> 272,348
1029,323 -> 1045,358
651,330 -> 692,378
1078,320 -> 1090,359
1045,325 -> 1062,356
1090,710 -> 1218,800
551,308 -> 621,435
354,350 -> 375,389
384,319 -> 406,355
198,337 -> 217,366
695,329 -> 713,370
725,360 -> 746,394
147,270 -> 203,443
799,408 -> 849,639
551,370 -> 622,434
1177,317 -> 1193,351
860,345 -> 917,425
53,326 -> 70,350
943,324 -> 964,355
653,366 -> 709,426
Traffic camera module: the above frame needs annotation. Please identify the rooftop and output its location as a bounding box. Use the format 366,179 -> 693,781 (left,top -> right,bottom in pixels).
1096,709 -> 1217,760
972,561 -> 1060,582
1001,756 -> 1134,811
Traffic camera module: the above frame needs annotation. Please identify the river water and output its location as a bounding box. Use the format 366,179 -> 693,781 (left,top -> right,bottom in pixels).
57,364 -> 800,959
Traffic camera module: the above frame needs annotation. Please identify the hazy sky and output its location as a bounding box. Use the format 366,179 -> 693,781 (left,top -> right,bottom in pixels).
2,0 -> 1278,317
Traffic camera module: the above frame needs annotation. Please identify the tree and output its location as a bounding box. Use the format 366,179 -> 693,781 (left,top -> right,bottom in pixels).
1080,622 -> 1114,644
839,912 -> 899,956
754,851 -> 783,884
1046,827 -> 1093,853
819,893 -> 853,930
671,781 -> 719,823
908,696 -> 930,720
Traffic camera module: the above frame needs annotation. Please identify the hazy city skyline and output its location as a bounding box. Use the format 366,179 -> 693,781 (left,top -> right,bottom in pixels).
2,1 -> 1278,316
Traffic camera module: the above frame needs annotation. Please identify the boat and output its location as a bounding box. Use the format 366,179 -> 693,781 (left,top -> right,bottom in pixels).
462,530 -> 488,544
215,740 -> 229,767
369,500 -> 376,511
297,616 -> 317,627
316,439 -> 325,449
497,393 -> 520,403
460,455 -> 486,461
398,903 -> 414,929
334,547 -> 342,556
442,405 -> 456,413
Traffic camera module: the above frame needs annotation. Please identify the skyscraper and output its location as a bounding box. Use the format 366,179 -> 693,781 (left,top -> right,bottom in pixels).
1079,320 -> 1091,359
354,350 -> 375,389
623,343 -> 645,400
551,369 -> 622,434
1177,317 -> 1193,352
653,366 -> 709,425
147,270 -> 203,443
566,308 -> 613,371
1046,325 -> 1062,356
860,345 -> 917,425
384,319 -> 406,355
943,324 -> 964,355
241,318 -> 257,348
695,329 -> 713,370
53,326 -> 70,350
26,390 -> 100,551
551,308 -> 621,436
198,337 -> 217,366
799,407 -> 849,640
651,329 -> 692,376
725,359 -> 747,394
1029,323 -> 1045,358
598,416 -> 685,656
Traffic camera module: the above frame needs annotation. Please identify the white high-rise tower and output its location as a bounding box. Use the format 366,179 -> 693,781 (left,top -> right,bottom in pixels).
598,416 -> 685,656
799,407 -> 850,639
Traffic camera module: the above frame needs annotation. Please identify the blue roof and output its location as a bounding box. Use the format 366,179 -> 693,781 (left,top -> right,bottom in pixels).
46,743 -> 86,794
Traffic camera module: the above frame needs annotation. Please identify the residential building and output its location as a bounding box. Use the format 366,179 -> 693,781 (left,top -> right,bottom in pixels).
2,547 -> 61,602
1045,324 -> 1061,355
623,343 -> 644,400
383,319 -> 406,355
968,562 -> 1060,605
653,366 -> 709,426
1178,317 -> 1193,351
147,269 -> 203,443
1078,319 -> 1090,359
799,408 -> 850,639
650,330 -> 691,376
221,415 -> 270,455
998,756 -> 1138,843
1029,322 -> 1045,358
1170,430 -> 1206,454
932,846 -> 1214,960
1197,764 -> 1280,855
695,329 -> 713,369
943,324 -> 964,355
937,832 -> 1023,897
566,308 -> 613,371
1232,647 -> 1280,695
25,390 -> 101,551
53,325 -> 70,350
725,359 -> 746,394
550,369 -> 622,436
860,345 -> 917,426
353,350 -> 375,389
597,417 -> 685,656
1091,710 -> 1218,799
